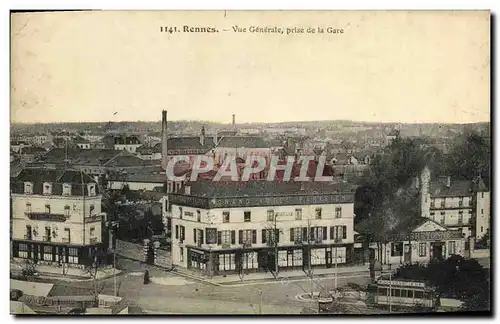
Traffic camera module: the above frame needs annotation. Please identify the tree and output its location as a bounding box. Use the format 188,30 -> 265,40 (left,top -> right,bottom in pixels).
20,260 -> 38,282
85,252 -> 107,304
355,137 -> 438,265
446,130 -> 491,180
476,228 -> 490,249
392,256 -> 490,311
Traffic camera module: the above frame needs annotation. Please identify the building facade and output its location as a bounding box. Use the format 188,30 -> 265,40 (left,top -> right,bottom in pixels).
419,166 -> 490,242
167,182 -> 356,276
10,168 -> 108,267
371,219 -> 466,266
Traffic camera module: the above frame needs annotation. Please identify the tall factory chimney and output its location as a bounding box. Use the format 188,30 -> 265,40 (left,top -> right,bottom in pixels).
161,110 -> 168,171
232,114 -> 235,126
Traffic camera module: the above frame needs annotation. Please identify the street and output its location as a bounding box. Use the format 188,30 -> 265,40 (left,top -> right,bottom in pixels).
48,257 -> 371,314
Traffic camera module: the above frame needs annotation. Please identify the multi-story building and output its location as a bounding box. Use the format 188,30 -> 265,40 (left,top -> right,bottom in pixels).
166,181 -> 356,276
10,168 -> 108,267
102,134 -> 143,153
418,166 -> 490,242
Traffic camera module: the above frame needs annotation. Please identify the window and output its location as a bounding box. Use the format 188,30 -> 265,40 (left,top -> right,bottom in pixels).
18,243 -> 28,258
179,247 -> 184,262
335,207 -> 342,218
179,207 -> 183,219
290,227 -> 307,243
197,210 -> 201,222
89,205 -> 95,216
43,246 -> 53,261
62,183 -> 71,196
43,183 -> 52,195
24,182 -> 33,194
440,212 -> 445,225
90,227 -> 95,238
414,290 -> 424,299
418,243 -> 426,257
180,226 -> 185,241
25,225 -> 32,240
267,210 -> 275,222
430,199 -> 435,208
315,208 -> 322,219
45,204 -> 51,214
88,184 -> 96,196
218,253 -> 236,271
458,213 -> 463,225
481,209 -> 484,214
459,197 -> 464,207
392,289 -> 401,297
401,289 -> 408,298
64,228 -> 71,243
64,205 -> 70,217
175,225 -> 179,239
440,198 -> 446,208
26,203 -> 32,213
239,229 -> 256,244
262,229 -> 279,244
295,209 -> 302,220
481,226 -> 484,233
448,241 -> 456,255
391,242 -> 403,257
244,211 -> 251,223
44,227 -> 51,242
68,248 -> 79,263
219,230 -> 233,245
223,211 -> 230,223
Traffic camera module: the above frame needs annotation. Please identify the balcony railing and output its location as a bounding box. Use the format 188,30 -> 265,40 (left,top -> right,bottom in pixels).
85,213 -> 105,223
89,237 -> 99,244
42,236 -> 51,242
26,212 -> 66,222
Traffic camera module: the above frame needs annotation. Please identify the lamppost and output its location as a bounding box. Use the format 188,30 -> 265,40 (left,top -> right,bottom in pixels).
386,248 -> 392,313
107,220 -> 119,296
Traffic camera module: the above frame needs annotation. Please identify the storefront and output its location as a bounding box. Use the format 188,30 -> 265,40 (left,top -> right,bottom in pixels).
11,240 -> 108,267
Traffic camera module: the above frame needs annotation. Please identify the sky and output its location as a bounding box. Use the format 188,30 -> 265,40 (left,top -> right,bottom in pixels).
10,11 -> 490,124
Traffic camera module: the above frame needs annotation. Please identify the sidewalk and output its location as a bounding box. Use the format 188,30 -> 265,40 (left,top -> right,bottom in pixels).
10,262 -> 122,282
173,264 -> 369,286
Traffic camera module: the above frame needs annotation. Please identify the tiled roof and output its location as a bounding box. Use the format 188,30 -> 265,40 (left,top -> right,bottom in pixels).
74,135 -> 90,143
216,136 -> 269,148
166,137 -> 215,151
11,168 -> 99,196
104,153 -> 155,167
40,148 -> 119,166
430,180 -> 474,197
186,179 -> 355,198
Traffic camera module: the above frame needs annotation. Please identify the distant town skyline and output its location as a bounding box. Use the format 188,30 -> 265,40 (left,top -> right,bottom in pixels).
11,11 -> 490,124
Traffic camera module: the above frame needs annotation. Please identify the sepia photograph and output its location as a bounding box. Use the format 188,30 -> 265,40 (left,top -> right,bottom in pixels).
8,9 -> 491,315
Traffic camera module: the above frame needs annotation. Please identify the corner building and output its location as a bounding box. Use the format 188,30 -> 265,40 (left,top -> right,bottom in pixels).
10,168 -> 108,267
167,181 -> 356,276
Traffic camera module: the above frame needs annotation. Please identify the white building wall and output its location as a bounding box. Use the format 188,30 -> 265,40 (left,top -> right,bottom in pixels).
170,202 -> 355,268
114,144 -> 142,153
373,239 -> 466,265
12,194 -> 104,245
476,191 -> 490,239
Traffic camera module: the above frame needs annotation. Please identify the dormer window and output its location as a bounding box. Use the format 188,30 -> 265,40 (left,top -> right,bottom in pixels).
87,184 -> 96,196
24,182 -> 33,194
62,183 -> 72,196
43,182 -> 52,195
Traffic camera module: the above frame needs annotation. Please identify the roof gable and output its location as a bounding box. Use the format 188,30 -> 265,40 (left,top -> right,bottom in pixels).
412,219 -> 447,232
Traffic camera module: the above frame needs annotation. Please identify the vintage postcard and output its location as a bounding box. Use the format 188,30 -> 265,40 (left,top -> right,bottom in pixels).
9,10 -> 490,315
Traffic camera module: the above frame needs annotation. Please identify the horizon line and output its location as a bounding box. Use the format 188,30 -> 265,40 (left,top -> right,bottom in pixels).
10,119 -> 491,126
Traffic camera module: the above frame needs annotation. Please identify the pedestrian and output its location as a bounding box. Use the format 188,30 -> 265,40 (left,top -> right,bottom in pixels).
144,270 -> 150,284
